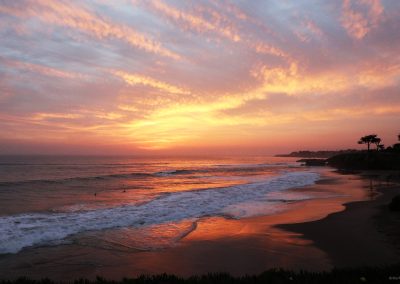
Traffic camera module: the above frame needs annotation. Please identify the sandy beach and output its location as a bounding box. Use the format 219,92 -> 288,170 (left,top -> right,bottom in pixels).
1,169 -> 399,280
278,172 -> 400,268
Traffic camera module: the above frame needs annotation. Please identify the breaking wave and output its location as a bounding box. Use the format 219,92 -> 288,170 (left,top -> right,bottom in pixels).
0,171 -> 319,254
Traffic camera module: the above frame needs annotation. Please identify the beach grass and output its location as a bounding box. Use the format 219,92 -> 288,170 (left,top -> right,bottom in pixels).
2,265 -> 400,284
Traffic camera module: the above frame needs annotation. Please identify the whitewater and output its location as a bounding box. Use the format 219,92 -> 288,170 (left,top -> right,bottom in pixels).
0,156 -> 322,254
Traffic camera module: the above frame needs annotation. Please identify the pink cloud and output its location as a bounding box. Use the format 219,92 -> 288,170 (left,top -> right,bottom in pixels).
146,0 -> 241,42
1,57 -> 83,79
0,0 -> 180,59
341,0 -> 384,39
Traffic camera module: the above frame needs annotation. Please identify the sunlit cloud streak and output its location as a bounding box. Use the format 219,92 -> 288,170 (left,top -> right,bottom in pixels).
0,57 -> 84,79
0,0 -> 180,59
145,0 -> 241,42
111,70 -> 190,95
0,0 -> 399,154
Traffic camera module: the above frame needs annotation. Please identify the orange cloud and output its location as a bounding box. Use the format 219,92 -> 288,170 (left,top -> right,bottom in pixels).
118,91 -> 269,149
250,60 -> 399,96
111,70 -> 190,95
32,113 -> 82,120
253,42 -> 288,58
1,1 -> 399,154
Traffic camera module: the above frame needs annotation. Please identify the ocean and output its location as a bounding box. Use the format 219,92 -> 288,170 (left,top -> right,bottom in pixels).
0,155 -> 324,257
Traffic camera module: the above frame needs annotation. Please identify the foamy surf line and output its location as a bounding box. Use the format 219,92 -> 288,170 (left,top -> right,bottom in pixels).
0,171 -> 320,254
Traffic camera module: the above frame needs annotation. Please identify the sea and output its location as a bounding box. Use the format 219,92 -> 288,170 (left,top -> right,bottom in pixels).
0,155 -> 325,256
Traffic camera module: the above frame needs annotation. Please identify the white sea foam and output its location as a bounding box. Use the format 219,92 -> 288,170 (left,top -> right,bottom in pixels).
222,201 -> 285,218
0,171 -> 319,254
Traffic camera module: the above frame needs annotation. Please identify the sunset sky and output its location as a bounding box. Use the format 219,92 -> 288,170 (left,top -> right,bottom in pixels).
0,0 -> 399,155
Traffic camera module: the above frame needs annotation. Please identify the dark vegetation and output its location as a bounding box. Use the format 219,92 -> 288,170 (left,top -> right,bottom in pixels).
277,133 -> 400,169
277,134 -> 400,170
327,152 -> 400,170
358,134 -> 382,152
2,265 -> 400,284
276,150 -> 358,158
327,133 -> 400,170
296,158 -> 327,166
390,195 -> 400,211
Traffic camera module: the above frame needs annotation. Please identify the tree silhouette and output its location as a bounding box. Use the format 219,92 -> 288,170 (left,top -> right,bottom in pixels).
373,137 -> 382,151
358,134 -> 380,152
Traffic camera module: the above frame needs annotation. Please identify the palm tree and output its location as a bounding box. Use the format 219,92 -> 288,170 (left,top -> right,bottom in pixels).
358,134 -> 380,152
372,137 -> 382,151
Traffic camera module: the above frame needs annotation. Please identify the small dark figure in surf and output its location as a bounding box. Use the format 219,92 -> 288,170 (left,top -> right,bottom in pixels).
94,192 -> 97,197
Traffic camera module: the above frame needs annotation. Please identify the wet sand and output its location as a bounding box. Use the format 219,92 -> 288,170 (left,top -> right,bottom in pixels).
278,172 -> 400,268
0,170 -> 399,280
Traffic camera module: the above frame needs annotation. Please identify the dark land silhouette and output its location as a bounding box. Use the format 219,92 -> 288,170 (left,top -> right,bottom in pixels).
275,149 -> 358,158
328,133 -> 400,170
279,133 -> 400,170
2,264 -> 400,284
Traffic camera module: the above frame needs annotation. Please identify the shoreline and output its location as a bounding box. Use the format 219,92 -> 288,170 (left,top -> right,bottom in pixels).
277,171 -> 400,268
1,169 -> 399,280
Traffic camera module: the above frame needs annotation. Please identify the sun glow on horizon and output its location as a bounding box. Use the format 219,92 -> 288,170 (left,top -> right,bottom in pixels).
0,0 -> 399,154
